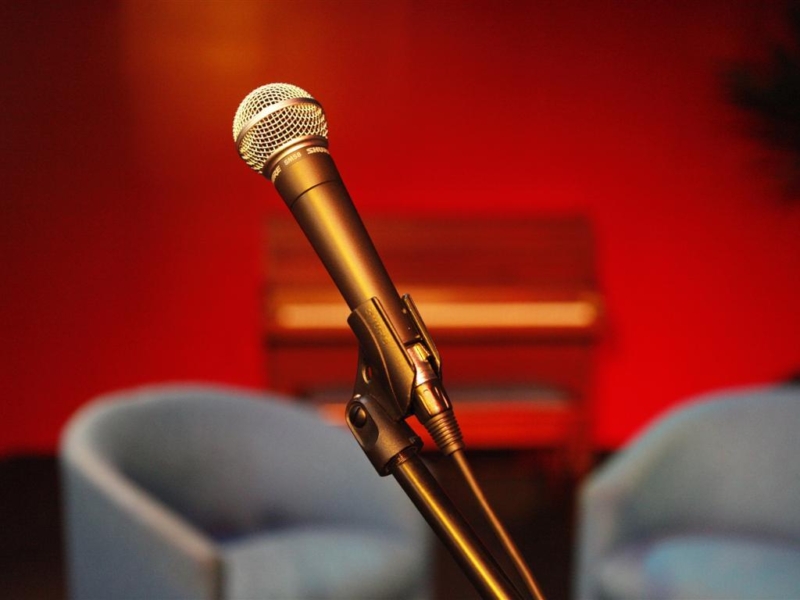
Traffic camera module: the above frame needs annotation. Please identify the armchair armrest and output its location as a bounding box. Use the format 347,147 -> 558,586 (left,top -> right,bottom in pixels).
62,418 -> 221,600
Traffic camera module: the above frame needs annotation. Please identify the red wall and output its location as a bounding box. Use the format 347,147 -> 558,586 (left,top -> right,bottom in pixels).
2,1 -> 799,454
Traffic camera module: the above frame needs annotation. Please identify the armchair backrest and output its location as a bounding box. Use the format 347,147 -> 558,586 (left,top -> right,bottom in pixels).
590,385 -> 800,544
63,385 -> 421,541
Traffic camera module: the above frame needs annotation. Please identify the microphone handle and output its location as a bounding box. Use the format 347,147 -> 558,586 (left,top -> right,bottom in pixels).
272,147 -> 417,345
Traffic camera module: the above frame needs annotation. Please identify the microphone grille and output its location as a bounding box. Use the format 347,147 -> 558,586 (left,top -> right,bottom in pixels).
233,83 -> 328,174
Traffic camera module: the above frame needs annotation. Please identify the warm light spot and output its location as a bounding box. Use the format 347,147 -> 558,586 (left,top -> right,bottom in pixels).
276,301 -> 597,330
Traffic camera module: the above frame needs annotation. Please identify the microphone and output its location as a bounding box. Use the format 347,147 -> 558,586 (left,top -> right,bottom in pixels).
232,83 -> 462,454
232,83 -> 415,343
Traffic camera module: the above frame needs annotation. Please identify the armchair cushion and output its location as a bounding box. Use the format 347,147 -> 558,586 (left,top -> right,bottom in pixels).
222,525 -> 424,599
598,534 -> 800,600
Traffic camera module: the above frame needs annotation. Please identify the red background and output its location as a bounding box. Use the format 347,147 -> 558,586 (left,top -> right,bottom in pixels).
2,1 -> 799,455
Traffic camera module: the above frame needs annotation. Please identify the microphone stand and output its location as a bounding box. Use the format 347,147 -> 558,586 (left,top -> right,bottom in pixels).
232,83 -> 541,599
346,395 -> 521,600
342,295 -> 532,600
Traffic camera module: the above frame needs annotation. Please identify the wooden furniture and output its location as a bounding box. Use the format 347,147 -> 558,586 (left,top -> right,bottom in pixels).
262,216 -> 603,476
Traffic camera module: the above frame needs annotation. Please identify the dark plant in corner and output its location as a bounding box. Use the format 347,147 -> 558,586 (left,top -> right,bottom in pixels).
724,2 -> 800,201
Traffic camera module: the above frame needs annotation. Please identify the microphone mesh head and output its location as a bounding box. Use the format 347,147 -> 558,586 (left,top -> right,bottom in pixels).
233,83 -> 328,174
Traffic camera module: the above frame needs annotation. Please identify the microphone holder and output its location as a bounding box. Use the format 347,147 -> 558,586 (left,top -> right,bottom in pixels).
343,295 -> 526,600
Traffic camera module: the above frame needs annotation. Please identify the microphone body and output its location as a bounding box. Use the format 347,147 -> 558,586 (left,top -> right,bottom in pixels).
272,146 -> 416,345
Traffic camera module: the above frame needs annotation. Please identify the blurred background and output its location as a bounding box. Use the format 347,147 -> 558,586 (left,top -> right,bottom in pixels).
2,1 -> 800,598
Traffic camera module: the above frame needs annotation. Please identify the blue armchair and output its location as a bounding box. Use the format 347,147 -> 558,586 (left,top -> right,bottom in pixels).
60,384 -> 432,599
574,384 -> 800,599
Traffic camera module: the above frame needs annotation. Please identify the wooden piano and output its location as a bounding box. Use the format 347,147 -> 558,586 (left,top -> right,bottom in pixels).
262,216 -> 603,476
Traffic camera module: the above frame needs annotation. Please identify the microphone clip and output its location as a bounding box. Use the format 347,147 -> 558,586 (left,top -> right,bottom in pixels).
345,294 -> 464,474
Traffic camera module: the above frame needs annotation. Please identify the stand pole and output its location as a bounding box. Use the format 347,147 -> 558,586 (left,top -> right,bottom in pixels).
344,296 -> 536,599
390,452 -> 523,600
